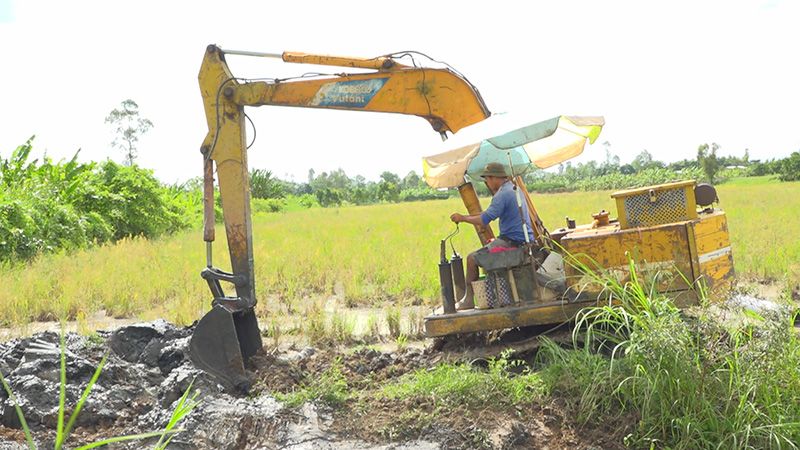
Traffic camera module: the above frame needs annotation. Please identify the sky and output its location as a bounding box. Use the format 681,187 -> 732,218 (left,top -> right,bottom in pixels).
1,0 -> 798,184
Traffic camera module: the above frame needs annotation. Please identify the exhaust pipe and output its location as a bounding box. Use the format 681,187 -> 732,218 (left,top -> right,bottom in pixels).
451,252 -> 465,301
439,240 -> 456,314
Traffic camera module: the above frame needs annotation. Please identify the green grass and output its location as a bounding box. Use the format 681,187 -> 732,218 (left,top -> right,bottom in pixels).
275,256 -> 800,448
536,257 -> 800,449
717,178 -> 800,280
0,177 -> 798,328
382,351 -> 545,408
721,175 -> 777,186
275,360 -> 349,408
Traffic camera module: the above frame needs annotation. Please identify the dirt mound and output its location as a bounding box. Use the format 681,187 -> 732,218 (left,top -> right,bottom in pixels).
0,321 -> 624,449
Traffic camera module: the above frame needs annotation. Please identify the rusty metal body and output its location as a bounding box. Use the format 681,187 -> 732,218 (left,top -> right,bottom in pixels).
191,45 -> 490,390
424,180 -> 734,337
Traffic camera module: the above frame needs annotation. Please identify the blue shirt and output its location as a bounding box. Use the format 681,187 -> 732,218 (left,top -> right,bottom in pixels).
480,180 -> 534,243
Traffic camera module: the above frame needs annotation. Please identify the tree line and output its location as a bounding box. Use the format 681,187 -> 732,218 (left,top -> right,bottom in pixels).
251,143 -> 799,206
249,168 -> 450,208
2,136 -> 797,264
2,98 -> 798,263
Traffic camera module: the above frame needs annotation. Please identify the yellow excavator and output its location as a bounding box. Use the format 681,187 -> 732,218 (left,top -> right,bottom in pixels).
189,45 -> 734,391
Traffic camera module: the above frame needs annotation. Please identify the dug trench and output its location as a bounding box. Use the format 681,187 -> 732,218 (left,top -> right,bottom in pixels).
0,320 -> 628,450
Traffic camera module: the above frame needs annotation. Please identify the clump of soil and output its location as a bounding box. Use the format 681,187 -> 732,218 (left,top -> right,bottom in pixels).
249,345 -> 430,395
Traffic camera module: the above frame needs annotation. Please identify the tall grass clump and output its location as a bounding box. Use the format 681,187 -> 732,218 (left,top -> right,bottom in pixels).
276,360 -> 349,408
538,256 -> 800,449
384,306 -> 402,339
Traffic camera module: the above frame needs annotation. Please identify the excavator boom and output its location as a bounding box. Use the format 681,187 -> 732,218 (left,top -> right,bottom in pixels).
190,44 -> 490,391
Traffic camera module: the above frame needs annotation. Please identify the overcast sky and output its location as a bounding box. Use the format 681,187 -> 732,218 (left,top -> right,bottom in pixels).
1,0 -> 798,184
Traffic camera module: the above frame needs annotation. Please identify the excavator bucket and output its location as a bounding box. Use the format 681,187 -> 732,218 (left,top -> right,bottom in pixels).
189,304 -> 262,393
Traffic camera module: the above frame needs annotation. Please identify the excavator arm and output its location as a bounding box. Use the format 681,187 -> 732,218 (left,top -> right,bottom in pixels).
190,44 -> 490,391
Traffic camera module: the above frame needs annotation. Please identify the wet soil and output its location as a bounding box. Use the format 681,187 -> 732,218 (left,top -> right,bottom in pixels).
245,324 -> 625,450
0,278 -> 790,449
0,320 -> 627,449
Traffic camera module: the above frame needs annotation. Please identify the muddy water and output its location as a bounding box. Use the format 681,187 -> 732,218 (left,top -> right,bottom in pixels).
0,310 -> 138,342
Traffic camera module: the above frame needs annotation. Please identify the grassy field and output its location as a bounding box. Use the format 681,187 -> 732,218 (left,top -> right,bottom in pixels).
0,176 -> 798,329
717,176 -> 800,281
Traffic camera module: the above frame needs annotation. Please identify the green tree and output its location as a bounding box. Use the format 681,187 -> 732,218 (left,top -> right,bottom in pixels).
631,149 -> 663,172
750,158 -> 781,176
378,171 -> 401,202
105,99 -> 153,166
314,186 -> 343,207
401,171 -> 422,190
697,142 -> 720,183
778,151 -> 800,181
249,169 -> 286,199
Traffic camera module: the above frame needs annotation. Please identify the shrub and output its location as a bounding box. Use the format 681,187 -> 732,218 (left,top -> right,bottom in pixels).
398,187 -> 450,202
778,152 -> 800,181
314,187 -> 344,207
252,198 -> 286,213
250,169 -> 286,199
297,194 -> 317,208
0,139 -> 200,263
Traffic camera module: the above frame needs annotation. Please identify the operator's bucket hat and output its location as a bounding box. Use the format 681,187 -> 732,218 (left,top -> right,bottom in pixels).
480,162 -> 508,178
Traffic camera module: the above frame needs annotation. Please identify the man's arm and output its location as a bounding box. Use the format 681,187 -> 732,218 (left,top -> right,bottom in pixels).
450,213 -> 484,227
451,187 -> 505,227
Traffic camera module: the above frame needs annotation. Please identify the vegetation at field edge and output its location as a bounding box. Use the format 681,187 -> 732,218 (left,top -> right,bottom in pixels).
0,177 -> 797,330
288,261 -> 800,449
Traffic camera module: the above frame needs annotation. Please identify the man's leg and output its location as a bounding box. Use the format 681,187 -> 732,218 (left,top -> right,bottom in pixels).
455,238 -> 513,311
455,251 -> 479,310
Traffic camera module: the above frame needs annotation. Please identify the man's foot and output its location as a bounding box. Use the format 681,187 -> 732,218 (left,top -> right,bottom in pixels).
455,297 -> 474,311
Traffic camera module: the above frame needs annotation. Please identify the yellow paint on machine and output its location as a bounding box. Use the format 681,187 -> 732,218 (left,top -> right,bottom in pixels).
689,211 -> 734,289
424,301 -> 599,337
612,181 -> 698,230
560,221 -> 694,293
558,210 -> 733,298
232,69 -> 488,134
424,288 -> 703,337
424,178 -> 736,338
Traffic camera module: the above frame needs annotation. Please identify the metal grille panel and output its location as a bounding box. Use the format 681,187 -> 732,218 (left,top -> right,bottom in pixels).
623,189 -> 688,227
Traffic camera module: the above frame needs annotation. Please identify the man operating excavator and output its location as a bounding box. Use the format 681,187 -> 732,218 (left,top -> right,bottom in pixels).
449,162 -> 534,310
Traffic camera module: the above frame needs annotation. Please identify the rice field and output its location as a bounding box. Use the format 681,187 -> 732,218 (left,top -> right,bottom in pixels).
0,176 -> 797,329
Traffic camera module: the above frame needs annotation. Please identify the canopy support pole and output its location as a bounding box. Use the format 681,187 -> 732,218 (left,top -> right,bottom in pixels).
506,152 -> 542,303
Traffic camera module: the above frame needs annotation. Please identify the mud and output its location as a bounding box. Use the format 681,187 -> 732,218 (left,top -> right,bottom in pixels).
0,321 -> 623,449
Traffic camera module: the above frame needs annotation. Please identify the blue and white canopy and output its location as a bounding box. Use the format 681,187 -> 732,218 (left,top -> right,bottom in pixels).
422,115 -> 604,189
